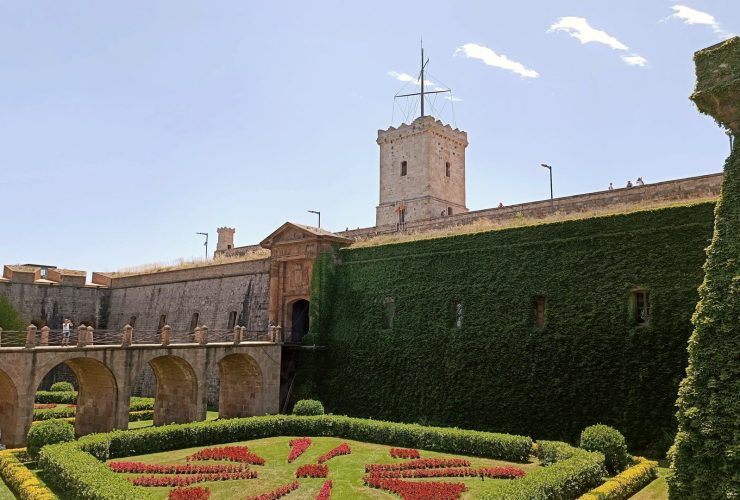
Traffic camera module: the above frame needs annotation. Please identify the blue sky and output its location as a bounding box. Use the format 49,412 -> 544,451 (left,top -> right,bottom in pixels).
1,1 -> 737,273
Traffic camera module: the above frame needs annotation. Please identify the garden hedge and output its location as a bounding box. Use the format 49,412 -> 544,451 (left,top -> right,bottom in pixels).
0,449 -> 56,500
35,391 -> 77,405
307,202 -> 715,456
579,456 -> 658,500
49,382 -> 74,393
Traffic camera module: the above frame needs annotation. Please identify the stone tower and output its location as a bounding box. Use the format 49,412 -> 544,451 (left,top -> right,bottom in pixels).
376,116 -> 469,226
216,227 -> 235,252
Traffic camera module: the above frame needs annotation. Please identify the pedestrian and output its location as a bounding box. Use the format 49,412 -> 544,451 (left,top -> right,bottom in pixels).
608,182 -> 614,191
61,318 -> 72,346
626,180 -> 633,188
498,202 -> 504,208
636,177 -> 644,186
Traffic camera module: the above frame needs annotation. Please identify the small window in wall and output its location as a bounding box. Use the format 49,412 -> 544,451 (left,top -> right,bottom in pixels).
227,244 -> 232,249
383,298 -> 395,329
632,290 -> 650,325
445,161 -> 451,177
190,313 -> 199,332
401,161 -> 407,177
447,207 -> 453,216
157,314 -> 167,333
227,311 -> 238,330
451,300 -> 463,329
128,316 -> 137,328
534,296 -> 546,327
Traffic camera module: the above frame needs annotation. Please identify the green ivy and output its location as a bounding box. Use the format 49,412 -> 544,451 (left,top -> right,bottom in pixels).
310,203 -> 716,456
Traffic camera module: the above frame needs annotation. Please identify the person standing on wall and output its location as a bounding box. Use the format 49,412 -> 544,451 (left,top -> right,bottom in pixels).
61,318 -> 72,346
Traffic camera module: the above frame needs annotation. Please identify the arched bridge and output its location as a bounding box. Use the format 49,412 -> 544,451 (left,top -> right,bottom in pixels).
0,340 -> 280,448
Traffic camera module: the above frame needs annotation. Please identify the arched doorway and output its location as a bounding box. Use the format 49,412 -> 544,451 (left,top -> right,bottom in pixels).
148,355 -> 198,425
290,299 -> 310,344
218,354 -> 263,419
0,369 -> 18,448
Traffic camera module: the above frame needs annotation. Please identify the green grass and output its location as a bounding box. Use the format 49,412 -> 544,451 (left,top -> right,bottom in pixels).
629,466 -> 670,500
128,411 -> 219,430
106,436 -> 540,499
0,474 -> 14,500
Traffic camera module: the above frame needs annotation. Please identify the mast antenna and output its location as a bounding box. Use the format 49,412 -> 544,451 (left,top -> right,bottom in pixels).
395,43 -> 451,119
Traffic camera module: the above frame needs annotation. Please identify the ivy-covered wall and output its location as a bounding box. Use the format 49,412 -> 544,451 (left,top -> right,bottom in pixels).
309,202 -> 715,456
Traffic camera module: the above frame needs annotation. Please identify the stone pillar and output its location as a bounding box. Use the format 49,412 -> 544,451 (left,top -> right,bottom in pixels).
24,325 -> 37,348
196,325 -> 208,345
161,325 -> 171,346
77,325 -> 87,347
233,325 -> 242,345
122,324 -> 133,347
240,326 -> 247,343
268,261 -> 280,325
40,326 -> 50,346
86,326 -> 94,345
193,326 -> 201,344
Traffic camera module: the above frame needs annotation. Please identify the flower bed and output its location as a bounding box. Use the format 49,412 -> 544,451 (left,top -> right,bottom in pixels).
109,461 -> 249,474
389,448 -> 420,459
245,480 -> 299,500
364,474 -> 467,499
316,479 -> 333,499
369,466 -> 526,479
186,446 -> 265,465
295,464 -> 329,478
366,457 -> 470,472
287,437 -> 312,462
131,470 -> 257,487
168,486 -> 211,499
317,443 -> 351,463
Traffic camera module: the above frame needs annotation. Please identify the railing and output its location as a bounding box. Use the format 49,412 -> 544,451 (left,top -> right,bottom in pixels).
0,324 -> 284,349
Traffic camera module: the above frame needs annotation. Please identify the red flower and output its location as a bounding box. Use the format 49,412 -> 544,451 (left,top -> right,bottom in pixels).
109,461 -> 248,474
287,437 -> 312,463
295,464 -> 328,478
245,480 -> 300,500
365,458 -> 470,473
317,443 -> 351,464
186,446 -> 265,466
316,480 -> 333,500
367,466 -> 526,479
167,486 -> 211,499
389,448 -> 421,459
130,471 -> 257,487
364,474 -> 467,500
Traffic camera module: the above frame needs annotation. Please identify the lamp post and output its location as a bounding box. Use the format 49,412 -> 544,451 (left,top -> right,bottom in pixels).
540,164 -> 554,211
196,232 -> 209,259
726,129 -> 735,152
308,210 -> 321,229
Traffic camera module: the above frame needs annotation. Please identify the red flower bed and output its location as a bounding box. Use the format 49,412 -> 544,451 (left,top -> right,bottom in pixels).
295,464 -> 328,478
287,437 -> 312,463
317,443 -> 351,463
131,471 -> 257,487
369,466 -> 526,479
316,480 -> 333,500
245,480 -> 300,500
365,458 -> 470,473
389,448 -> 421,459
186,446 -> 265,465
168,486 -> 211,499
109,461 -> 249,474
364,474 -> 467,500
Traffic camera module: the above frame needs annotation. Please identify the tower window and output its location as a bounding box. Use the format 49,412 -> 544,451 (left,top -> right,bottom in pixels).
534,296 -> 546,327
631,290 -> 650,325
383,298 -> 395,329
401,161 -> 407,177
157,314 -> 167,334
447,207 -> 453,216
445,162 -> 451,177
227,244 -> 232,249
190,312 -> 199,332
227,311 -> 238,330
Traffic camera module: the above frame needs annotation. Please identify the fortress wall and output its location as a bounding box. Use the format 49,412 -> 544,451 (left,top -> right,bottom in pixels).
0,282 -> 109,331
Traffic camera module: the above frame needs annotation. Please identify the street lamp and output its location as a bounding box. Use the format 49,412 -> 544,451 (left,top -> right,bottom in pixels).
540,164 -> 554,211
308,210 -> 321,229
726,129 -> 735,152
196,232 -> 209,259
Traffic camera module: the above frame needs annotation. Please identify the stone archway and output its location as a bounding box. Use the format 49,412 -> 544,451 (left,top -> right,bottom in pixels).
0,369 -> 18,448
288,299 -> 310,344
218,353 -> 263,419
148,355 -> 198,426
62,358 -> 117,436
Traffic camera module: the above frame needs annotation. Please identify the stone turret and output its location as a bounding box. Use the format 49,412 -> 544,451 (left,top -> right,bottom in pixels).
216,227 -> 235,252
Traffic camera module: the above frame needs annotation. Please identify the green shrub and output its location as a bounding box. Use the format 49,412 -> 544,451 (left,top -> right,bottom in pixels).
535,440 -> 581,466
27,419 -> 75,458
49,381 -> 74,392
128,397 -> 155,411
580,456 -> 658,500
0,294 -> 23,331
292,399 -> 324,416
580,424 -> 629,474
35,391 -> 77,404
128,410 -> 154,421
33,406 -> 76,421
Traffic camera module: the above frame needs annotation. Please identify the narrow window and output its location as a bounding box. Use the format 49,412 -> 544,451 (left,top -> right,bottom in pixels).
128,315 -> 137,327
534,296 -> 546,327
401,161 -> 407,177
190,313 -> 199,332
157,314 -> 167,334
632,290 -> 650,325
383,298 -> 395,329
227,244 -> 232,249
451,300 -> 463,329
447,207 -> 453,216
227,311 -> 238,330
445,161 -> 451,177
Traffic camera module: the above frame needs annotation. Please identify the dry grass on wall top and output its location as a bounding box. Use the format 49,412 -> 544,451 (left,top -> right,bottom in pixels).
110,248 -> 270,277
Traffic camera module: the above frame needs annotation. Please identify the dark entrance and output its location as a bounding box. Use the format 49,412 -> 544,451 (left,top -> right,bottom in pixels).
290,299 -> 310,343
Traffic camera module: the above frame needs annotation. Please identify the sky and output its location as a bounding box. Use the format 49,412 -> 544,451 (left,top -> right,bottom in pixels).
1,1 -> 737,274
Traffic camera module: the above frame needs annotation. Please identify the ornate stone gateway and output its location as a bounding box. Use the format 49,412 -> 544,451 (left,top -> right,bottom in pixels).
260,223 -> 351,344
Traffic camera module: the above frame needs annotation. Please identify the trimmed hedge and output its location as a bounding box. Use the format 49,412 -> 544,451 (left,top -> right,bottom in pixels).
0,449 -> 56,500
33,406 -> 76,421
309,203 -> 715,456
35,391 -> 77,405
579,456 -> 658,500
39,414 -> 533,499
49,382 -> 74,393
483,441 -> 605,499
128,410 -> 154,422
292,399 -> 325,416
27,420 -> 74,458
128,397 -> 155,411
579,425 -> 629,474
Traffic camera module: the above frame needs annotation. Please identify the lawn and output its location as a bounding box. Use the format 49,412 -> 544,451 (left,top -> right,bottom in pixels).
0,475 -> 13,500
629,465 -> 670,500
107,436 -> 540,499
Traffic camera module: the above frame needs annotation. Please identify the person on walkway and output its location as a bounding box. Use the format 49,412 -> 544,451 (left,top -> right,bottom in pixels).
626,180 -> 633,188
61,318 -> 72,346
636,177 -> 645,186
608,182 -> 614,190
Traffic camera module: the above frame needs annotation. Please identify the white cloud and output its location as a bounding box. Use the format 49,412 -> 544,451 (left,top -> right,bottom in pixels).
548,17 -> 648,67
548,17 -> 628,50
445,95 -> 463,102
387,70 -> 433,86
622,54 -> 648,67
669,5 -> 729,35
454,43 -> 539,78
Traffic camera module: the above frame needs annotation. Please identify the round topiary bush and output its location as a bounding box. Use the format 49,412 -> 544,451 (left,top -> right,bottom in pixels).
292,399 -> 325,416
580,424 -> 629,474
27,419 -> 75,457
49,381 -> 74,392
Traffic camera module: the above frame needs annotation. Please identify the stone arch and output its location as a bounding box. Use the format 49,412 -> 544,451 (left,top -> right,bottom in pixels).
286,298 -> 310,344
0,368 -> 19,448
218,353 -> 263,418
148,355 -> 199,425
59,358 -> 118,436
